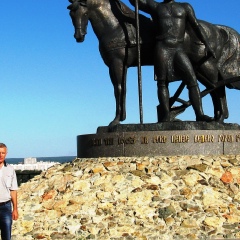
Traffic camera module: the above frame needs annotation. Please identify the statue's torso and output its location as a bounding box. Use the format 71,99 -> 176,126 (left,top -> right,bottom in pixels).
153,3 -> 187,45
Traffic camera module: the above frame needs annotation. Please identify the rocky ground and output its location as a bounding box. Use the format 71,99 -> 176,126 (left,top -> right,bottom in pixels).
12,155 -> 240,240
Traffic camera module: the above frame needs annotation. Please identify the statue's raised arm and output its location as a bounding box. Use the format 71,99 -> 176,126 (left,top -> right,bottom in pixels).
129,0 -> 157,14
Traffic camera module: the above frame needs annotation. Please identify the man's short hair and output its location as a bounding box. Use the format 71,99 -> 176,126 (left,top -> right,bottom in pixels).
0,143 -> 7,148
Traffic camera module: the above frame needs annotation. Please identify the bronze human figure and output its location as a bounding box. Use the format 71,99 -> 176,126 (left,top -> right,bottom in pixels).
68,0 -> 240,127
130,0 -> 216,122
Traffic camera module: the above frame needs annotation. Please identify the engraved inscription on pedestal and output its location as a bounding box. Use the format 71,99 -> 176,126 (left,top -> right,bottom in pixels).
77,123 -> 240,158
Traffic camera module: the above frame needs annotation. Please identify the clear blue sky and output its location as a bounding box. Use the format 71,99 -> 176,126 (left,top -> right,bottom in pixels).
1,0 -> 240,158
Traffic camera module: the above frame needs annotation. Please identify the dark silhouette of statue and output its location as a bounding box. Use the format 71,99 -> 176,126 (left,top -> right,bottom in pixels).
129,0 -> 216,122
68,0 -> 240,127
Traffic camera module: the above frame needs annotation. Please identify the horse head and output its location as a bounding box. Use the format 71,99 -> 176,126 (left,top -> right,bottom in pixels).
67,0 -> 88,42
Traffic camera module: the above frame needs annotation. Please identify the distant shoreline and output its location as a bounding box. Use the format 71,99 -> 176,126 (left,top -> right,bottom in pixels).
6,156 -> 76,165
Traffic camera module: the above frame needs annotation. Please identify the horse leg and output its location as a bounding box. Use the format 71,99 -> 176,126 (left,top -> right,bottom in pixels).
209,70 -> 229,122
108,58 -> 127,127
197,61 -> 228,122
211,86 -> 228,122
221,88 -> 229,119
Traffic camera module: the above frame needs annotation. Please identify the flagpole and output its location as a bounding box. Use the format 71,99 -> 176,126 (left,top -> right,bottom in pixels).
134,0 -> 143,124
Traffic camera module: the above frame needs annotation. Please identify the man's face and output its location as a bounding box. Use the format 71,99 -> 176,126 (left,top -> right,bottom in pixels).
0,147 -> 7,165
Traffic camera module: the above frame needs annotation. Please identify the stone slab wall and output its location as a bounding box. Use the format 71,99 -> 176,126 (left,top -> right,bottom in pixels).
12,155 -> 240,240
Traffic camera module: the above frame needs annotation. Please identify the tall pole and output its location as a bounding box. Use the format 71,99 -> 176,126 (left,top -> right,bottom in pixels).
134,0 -> 143,124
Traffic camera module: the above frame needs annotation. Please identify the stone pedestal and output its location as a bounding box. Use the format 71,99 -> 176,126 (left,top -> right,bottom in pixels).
77,122 -> 240,158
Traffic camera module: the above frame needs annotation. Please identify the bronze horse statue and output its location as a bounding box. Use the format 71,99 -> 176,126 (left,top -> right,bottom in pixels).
67,0 -> 240,127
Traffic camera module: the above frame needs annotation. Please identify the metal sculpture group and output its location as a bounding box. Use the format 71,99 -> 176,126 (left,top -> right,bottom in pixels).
68,0 -> 240,127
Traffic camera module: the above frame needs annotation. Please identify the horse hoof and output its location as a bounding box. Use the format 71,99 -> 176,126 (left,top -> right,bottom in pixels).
108,119 -> 120,131
215,117 -> 225,123
108,120 -> 119,127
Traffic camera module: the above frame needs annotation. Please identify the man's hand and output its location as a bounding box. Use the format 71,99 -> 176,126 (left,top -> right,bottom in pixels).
10,190 -> 18,220
12,209 -> 18,220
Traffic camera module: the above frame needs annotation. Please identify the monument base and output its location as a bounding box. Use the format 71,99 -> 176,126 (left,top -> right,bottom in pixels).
77,122 -> 240,158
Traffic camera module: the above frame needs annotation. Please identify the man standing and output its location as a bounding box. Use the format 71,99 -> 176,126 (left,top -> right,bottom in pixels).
130,0 -> 215,121
0,143 -> 18,240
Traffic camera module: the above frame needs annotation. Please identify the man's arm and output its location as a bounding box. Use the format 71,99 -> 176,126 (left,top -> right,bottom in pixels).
129,0 -> 156,14
185,3 -> 216,58
10,190 -> 18,220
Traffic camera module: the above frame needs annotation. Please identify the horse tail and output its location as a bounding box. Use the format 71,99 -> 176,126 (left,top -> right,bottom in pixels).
217,25 -> 240,89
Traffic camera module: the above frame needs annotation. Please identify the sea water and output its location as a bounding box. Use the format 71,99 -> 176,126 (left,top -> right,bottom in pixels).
6,156 -> 76,165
